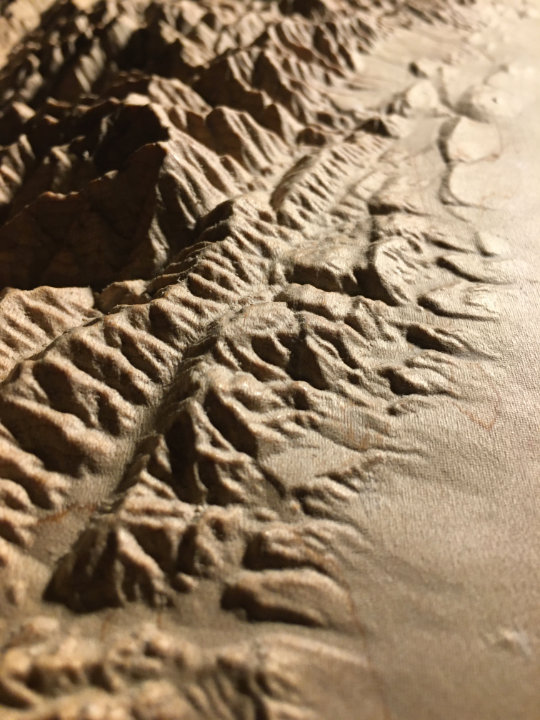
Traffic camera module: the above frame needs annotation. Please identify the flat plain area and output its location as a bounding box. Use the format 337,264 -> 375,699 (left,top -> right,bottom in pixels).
0,1 -> 538,718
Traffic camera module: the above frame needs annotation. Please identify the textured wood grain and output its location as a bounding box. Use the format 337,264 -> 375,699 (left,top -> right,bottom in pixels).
0,0 -> 539,718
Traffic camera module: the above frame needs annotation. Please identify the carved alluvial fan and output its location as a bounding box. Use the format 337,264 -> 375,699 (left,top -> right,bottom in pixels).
0,0 -> 539,718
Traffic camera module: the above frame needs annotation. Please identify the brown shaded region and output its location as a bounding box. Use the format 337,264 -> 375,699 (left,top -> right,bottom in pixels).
0,0 -> 539,718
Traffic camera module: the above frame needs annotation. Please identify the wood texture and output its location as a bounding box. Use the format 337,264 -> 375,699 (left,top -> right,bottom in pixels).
0,0 -> 539,718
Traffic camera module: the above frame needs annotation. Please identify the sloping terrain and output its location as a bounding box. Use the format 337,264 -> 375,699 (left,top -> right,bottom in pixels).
0,0 -> 539,718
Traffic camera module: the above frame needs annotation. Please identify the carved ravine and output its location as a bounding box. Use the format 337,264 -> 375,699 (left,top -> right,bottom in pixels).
0,0 -> 539,717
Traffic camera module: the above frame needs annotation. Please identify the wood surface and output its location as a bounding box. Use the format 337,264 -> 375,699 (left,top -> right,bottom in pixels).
0,0 -> 539,717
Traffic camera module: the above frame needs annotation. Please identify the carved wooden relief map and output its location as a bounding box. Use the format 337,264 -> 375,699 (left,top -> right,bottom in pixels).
0,0 -> 539,717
